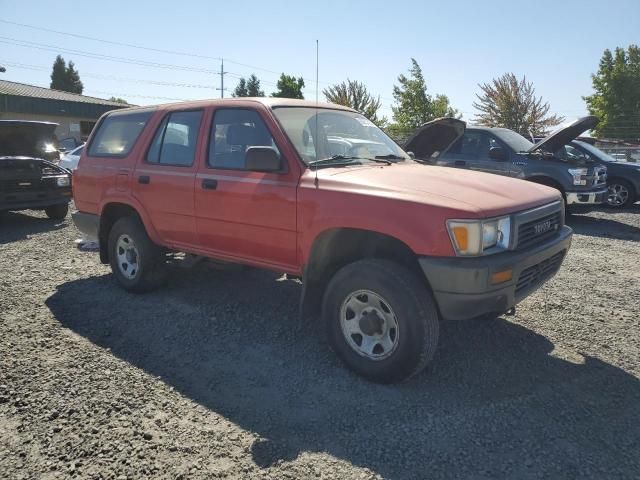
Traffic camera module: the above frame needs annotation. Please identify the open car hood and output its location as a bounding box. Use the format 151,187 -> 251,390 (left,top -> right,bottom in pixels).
403,117 -> 465,160
528,116 -> 599,154
0,120 -> 59,158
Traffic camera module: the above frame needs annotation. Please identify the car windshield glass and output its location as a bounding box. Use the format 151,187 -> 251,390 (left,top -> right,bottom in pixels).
494,129 -> 535,153
272,107 -> 408,165
574,141 -> 620,163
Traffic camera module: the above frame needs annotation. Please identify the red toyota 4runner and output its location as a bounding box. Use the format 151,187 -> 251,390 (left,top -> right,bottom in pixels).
72,99 -> 572,383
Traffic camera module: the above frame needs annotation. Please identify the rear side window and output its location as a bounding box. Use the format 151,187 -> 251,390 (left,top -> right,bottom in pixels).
88,111 -> 153,157
147,110 -> 203,166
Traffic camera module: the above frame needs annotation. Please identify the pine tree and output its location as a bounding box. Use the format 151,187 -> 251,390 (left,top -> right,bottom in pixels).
246,74 -> 264,97
50,55 -> 83,94
232,78 -> 248,97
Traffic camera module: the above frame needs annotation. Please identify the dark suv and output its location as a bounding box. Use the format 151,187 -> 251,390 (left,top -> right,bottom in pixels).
0,120 -> 72,219
421,117 -> 607,208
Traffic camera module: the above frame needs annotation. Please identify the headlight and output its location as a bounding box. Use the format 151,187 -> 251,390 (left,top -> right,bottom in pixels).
568,168 -> 588,186
56,176 -> 70,187
447,216 -> 511,256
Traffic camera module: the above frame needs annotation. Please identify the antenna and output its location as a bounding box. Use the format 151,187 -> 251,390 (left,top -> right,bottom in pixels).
314,40 -> 319,188
216,58 -> 228,98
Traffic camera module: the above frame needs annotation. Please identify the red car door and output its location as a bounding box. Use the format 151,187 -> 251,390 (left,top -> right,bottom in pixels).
194,105 -> 300,274
132,109 -> 204,249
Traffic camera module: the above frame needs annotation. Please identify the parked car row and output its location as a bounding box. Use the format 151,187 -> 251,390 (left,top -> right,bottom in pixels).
409,116 -> 616,210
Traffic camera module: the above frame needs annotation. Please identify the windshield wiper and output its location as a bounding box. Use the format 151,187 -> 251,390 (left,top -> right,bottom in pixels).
308,155 -> 364,168
374,154 -> 406,162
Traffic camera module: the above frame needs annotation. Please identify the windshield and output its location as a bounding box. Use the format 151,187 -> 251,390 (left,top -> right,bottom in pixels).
272,107 -> 407,165
574,141 -> 620,163
494,129 -> 535,153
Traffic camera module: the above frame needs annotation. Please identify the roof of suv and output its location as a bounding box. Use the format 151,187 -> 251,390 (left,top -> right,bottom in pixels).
107,97 -> 357,114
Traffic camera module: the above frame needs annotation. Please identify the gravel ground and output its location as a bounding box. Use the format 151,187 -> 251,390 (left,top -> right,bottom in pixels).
1,206 -> 639,480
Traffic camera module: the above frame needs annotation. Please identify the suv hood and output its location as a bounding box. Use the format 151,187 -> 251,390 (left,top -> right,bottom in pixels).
318,162 -> 560,217
403,117 -> 465,160
528,116 -> 599,154
0,120 -> 59,159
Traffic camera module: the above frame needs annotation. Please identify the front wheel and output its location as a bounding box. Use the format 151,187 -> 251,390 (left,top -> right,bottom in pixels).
44,203 -> 69,220
322,259 -> 439,383
107,216 -> 167,293
607,179 -> 636,208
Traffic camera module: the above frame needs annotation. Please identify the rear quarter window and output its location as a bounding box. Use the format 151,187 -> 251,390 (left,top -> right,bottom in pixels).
88,111 -> 153,157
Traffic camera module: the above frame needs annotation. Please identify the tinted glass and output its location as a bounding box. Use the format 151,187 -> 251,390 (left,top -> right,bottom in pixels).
147,110 -> 203,166
88,111 -> 153,157
494,130 -> 534,153
209,109 -> 279,170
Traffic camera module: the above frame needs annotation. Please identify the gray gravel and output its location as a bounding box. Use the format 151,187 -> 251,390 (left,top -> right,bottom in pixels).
1,206 -> 639,480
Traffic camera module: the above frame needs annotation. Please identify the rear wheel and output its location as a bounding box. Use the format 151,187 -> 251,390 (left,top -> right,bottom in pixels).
322,259 -> 439,383
607,179 -> 635,208
108,216 -> 167,293
44,203 -> 69,220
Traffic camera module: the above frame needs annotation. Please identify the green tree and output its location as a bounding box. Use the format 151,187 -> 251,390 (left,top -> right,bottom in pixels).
473,73 -> 563,137
50,55 -> 83,94
232,77 -> 248,97
233,74 -> 265,97
323,79 -> 386,126
108,97 -> 129,104
246,74 -> 264,97
271,73 -> 305,99
389,58 -> 458,138
584,45 -> 640,141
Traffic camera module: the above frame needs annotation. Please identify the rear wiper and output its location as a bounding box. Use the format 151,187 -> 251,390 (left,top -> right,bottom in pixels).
308,155 -> 364,168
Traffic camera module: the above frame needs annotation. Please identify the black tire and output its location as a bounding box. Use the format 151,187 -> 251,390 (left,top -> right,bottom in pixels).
44,203 -> 69,220
107,216 -> 167,293
322,259 -> 439,384
607,179 -> 636,208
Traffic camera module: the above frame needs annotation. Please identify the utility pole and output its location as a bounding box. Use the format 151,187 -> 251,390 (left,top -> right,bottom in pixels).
216,58 -> 228,98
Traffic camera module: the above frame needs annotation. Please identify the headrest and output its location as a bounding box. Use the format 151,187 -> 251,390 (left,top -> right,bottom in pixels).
227,124 -> 257,146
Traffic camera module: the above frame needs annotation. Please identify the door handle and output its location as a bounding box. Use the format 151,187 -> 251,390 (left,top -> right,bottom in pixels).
201,179 -> 218,190
454,160 -> 466,166
138,175 -> 150,185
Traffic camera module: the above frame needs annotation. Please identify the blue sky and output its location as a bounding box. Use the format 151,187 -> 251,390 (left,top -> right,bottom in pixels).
1,0 -> 638,123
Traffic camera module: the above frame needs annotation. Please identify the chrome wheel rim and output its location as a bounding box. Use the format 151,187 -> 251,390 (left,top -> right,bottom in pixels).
607,184 -> 629,206
115,234 -> 139,279
339,289 -> 399,361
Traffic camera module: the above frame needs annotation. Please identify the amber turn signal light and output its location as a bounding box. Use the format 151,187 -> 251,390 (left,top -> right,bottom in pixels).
490,269 -> 513,285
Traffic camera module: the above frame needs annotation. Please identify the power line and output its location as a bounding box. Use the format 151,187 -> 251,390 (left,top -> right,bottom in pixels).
0,19 -> 333,85
0,60 -> 217,89
0,36 -> 219,73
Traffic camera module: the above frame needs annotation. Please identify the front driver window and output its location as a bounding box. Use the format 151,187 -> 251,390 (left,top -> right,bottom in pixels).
208,109 -> 279,170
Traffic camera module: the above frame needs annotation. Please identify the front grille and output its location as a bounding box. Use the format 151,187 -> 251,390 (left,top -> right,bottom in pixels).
516,250 -> 566,294
516,209 -> 563,251
0,177 -> 56,194
593,166 -> 607,187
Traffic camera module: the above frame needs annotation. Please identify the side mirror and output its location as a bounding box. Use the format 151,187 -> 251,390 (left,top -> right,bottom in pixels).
488,146 -> 507,161
245,146 -> 282,172
407,151 -> 416,159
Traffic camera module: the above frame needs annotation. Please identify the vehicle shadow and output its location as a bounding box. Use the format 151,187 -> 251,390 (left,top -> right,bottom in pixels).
567,207 -> 640,241
0,211 -> 67,244
46,266 -> 640,479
